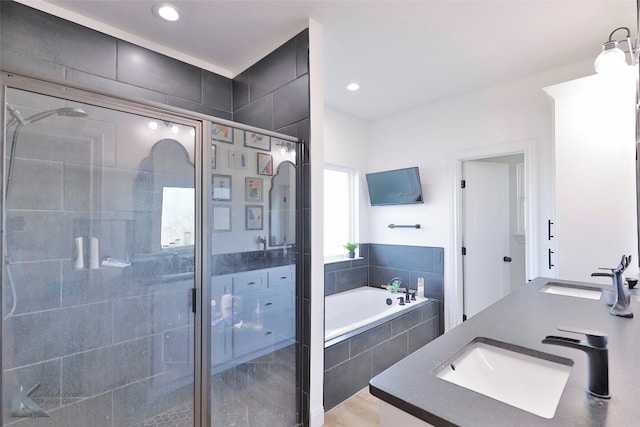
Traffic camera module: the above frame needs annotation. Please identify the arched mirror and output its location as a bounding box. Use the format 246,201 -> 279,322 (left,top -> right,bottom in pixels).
269,160 -> 296,246
134,138 -> 195,255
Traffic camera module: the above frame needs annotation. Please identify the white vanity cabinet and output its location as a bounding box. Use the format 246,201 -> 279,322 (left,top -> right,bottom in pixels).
211,265 -> 295,368
544,73 -> 637,281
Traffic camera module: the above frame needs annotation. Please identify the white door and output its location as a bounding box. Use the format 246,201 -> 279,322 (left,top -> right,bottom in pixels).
463,161 -> 510,319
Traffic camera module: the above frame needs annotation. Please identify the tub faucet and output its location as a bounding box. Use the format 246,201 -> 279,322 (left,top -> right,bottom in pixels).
388,277 -> 406,293
592,254 -> 633,318
542,326 -> 610,399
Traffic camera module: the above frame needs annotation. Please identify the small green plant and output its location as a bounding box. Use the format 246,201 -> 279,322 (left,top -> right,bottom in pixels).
344,243 -> 358,253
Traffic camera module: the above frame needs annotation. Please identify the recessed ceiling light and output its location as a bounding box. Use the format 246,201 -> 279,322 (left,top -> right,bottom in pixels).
153,4 -> 181,22
346,83 -> 360,91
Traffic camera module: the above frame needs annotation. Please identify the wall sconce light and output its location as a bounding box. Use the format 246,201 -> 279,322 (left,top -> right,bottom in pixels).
276,140 -> 296,159
595,26 -> 639,74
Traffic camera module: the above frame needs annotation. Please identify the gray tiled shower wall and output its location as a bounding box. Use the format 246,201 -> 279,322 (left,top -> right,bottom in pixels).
324,243 -> 445,334
1,1 -> 311,425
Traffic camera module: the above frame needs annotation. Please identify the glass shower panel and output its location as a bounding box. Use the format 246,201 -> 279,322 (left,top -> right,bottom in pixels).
209,123 -> 298,426
2,88 -> 197,426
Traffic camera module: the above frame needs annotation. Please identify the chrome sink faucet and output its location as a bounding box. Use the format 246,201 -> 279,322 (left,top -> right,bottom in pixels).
542,326 -> 610,399
256,236 -> 267,252
591,254 -> 633,318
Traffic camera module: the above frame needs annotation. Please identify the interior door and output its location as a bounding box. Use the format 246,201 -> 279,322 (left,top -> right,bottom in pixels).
463,161 -> 510,319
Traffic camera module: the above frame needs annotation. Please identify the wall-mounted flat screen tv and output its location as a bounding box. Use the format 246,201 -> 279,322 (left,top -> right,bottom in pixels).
365,166 -> 424,206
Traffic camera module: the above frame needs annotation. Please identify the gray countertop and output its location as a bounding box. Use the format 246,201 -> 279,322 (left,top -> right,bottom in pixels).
369,277 -> 640,426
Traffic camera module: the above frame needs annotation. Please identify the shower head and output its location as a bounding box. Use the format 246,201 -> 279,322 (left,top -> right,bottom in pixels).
5,105 -> 89,200
6,104 -> 26,126
23,107 -> 88,124
6,105 -> 88,127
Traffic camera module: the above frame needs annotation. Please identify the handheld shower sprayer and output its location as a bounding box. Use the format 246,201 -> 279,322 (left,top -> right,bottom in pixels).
3,104 -> 88,319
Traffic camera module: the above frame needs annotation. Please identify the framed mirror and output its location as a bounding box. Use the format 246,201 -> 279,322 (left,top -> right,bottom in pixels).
269,160 -> 296,246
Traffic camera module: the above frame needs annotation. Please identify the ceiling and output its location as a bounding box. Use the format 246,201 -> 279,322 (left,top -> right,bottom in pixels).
28,0 -> 637,120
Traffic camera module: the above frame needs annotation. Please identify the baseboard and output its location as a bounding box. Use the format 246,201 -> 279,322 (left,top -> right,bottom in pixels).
310,405 -> 325,427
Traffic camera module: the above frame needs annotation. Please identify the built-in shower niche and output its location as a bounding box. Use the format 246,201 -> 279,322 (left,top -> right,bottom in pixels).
70,219 -> 133,271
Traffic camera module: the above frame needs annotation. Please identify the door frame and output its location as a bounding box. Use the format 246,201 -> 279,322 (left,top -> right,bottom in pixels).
447,139 -> 538,331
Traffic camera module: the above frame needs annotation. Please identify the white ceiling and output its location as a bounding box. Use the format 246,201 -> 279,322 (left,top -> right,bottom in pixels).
30,0 -> 637,120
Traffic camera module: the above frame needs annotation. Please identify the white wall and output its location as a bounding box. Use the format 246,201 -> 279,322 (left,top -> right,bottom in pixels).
324,108 -> 370,242
323,58 -> 602,331
308,18 -> 326,427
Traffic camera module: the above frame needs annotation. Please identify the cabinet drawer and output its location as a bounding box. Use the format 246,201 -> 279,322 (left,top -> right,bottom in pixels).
233,289 -> 293,322
268,266 -> 295,287
233,327 -> 274,357
233,272 -> 267,294
259,289 -> 294,315
269,313 -> 295,340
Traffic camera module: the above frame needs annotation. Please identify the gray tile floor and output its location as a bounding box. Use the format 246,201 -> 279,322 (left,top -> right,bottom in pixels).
130,345 -> 298,427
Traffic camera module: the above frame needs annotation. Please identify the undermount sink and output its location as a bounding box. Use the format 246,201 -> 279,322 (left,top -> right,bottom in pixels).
539,282 -> 602,300
433,338 -> 573,419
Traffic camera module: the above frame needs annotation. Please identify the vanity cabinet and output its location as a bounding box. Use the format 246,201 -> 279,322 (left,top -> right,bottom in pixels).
211,265 -> 295,369
544,73 -> 637,281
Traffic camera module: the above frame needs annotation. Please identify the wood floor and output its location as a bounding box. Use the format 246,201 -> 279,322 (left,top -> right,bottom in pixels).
323,387 -> 381,427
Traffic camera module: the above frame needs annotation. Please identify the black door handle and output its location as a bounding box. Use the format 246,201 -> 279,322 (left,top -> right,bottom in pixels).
503,256 -> 512,262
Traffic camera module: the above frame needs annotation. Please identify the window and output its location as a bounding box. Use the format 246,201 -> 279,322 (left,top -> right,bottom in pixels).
324,165 -> 358,259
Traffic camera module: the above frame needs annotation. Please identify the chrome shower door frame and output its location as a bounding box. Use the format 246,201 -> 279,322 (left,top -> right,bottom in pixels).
0,73 -> 205,426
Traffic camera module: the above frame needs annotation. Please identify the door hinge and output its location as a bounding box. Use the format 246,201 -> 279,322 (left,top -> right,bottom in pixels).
461,180 -> 466,189
191,288 -> 198,313
462,246 -> 467,256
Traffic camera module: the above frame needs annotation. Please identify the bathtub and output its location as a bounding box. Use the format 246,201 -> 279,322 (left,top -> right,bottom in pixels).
324,286 -> 429,346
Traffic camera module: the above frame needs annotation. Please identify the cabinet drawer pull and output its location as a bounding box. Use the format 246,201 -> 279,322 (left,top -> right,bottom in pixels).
265,302 -> 273,306
265,331 -> 272,335
280,276 -> 287,279
247,281 -> 255,285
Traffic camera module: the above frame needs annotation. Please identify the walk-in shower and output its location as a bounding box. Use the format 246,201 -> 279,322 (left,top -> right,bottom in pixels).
2,81 -> 301,426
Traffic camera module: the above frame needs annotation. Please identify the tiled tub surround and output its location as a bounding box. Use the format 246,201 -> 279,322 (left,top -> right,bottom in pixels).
323,298 -> 439,410
325,244 -> 445,334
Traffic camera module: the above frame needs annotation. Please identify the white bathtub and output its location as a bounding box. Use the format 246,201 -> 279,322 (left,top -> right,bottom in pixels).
325,286 -> 428,344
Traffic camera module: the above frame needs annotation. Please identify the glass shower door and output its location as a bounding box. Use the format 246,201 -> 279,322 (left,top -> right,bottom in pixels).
208,123 -> 299,426
2,87 -> 198,426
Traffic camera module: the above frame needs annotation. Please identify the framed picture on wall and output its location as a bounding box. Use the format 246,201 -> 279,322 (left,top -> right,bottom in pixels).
212,174 -> 232,201
211,143 -> 217,170
245,205 -> 263,230
212,123 -> 233,144
257,153 -> 273,176
213,205 -> 231,231
245,132 -> 271,151
245,177 -> 263,202
229,149 -> 248,169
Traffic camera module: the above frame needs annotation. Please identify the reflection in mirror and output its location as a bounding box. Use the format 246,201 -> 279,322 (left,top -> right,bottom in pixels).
135,138 -> 195,254
270,160 -> 296,246
161,186 -> 195,248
